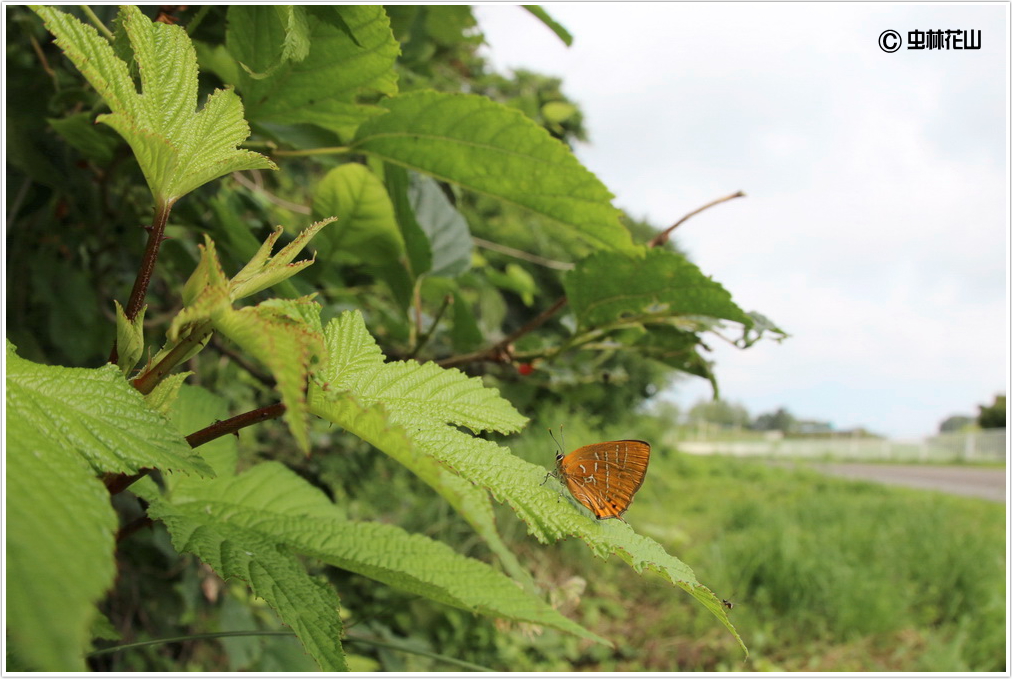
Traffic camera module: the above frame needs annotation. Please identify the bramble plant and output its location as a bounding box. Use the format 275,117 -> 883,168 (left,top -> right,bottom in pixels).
7,5 -> 785,671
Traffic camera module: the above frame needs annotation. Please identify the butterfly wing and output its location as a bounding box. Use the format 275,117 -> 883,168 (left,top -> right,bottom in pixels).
558,440 -> 650,519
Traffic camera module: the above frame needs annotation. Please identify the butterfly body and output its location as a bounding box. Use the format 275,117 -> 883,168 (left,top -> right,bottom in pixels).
554,440 -> 651,520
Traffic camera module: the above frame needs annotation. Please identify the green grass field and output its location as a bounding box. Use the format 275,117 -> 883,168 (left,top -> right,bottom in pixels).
317,410 -> 1006,671
470,410 -> 1005,672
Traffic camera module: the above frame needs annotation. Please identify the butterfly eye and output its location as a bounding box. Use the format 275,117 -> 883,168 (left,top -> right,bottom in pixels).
555,453 -> 564,463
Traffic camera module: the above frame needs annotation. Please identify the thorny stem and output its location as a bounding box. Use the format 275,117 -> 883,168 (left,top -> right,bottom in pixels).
109,199 -> 175,364
184,402 -> 287,449
436,190 -> 745,369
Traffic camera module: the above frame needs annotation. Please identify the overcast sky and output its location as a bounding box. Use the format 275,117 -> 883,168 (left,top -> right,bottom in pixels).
475,3 -> 1008,438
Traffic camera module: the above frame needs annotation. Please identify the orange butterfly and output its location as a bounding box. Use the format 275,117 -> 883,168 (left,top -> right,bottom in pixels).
547,431 -> 651,520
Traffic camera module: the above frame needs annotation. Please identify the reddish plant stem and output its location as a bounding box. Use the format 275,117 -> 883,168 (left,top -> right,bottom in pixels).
109,199 -> 175,364
184,402 -> 287,449
105,469 -> 153,495
647,190 -> 745,248
437,297 -> 568,369
436,191 -> 746,370
126,200 -> 174,320
105,403 -> 287,498
116,514 -> 154,543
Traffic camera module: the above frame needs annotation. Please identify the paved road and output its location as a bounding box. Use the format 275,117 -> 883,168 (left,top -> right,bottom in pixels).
771,462 -> 1006,502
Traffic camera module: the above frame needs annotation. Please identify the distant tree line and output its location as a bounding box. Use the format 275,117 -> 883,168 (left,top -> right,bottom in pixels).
659,399 -> 867,436
940,393 -> 1006,433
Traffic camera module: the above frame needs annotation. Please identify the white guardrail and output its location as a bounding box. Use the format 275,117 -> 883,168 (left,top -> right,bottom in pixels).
675,429 -> 1007,463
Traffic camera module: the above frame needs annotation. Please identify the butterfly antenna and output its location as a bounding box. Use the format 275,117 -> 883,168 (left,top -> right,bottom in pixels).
548,427 -> 562,454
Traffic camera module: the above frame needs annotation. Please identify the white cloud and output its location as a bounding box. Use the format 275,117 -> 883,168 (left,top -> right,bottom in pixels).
475,3 -> 1007,437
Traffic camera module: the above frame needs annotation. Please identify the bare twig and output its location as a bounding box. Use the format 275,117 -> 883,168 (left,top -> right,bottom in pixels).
409,294 -> 453,359
211,335 -> 276,388
437,296 -> 567,369
648,190 -> 745,248
230,172 -> 311,215
472,237 -> 574,271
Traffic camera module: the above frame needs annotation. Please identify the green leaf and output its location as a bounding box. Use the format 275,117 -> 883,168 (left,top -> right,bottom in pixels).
144,371 -> 192,416
5,387 -> 118,670
148,486 -> 347,671
352,91 -> 635,252
451,290 -> 483,352
114,300 -> 145,375
153,463 -> 602,647
310,164 -> 405,266
166,232 -> 330,452
309,387 -> 536,593
485,263 -> 537,306
408,173 -> 472,278
6,427 -> 116,671
170,385 -> 239,479
4,339 -> 211,670
308,311 -> 539,587
234,6 -> 311,80
312,311 -> 526,434
228,5 -> 399,139
48,111 -> 120,165
305,317 -> 747,654
213,298 -> 325,453
738,310 -> 789,348
522,6 -> 574,46
230,218 -> 338,300
565,249 -> 753,329
385,163 -> 432,278
31,5 -> 276,206
541,100 -> 578,124
5,340 -> 212,477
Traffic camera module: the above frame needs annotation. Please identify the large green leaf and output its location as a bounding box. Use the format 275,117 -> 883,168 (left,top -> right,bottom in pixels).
31,5 -> 275,206
306,314 -> 747,654
4,340 -> 211,670
311,311 -> 526,434
5,341 -> 211,477
385,163 -> 432,279
352,90 -> 636,253
213,299 -> 326,453
408,174 -> 472,278
6,425 -> 116,671
151,462 -> 603,650
565,249 -> 753,329
227,5 -> 399,138
311,164 -> 405,266
148,477 -> 348,671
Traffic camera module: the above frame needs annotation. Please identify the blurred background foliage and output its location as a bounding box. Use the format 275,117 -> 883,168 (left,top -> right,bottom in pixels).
5,4 -> 1004,671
